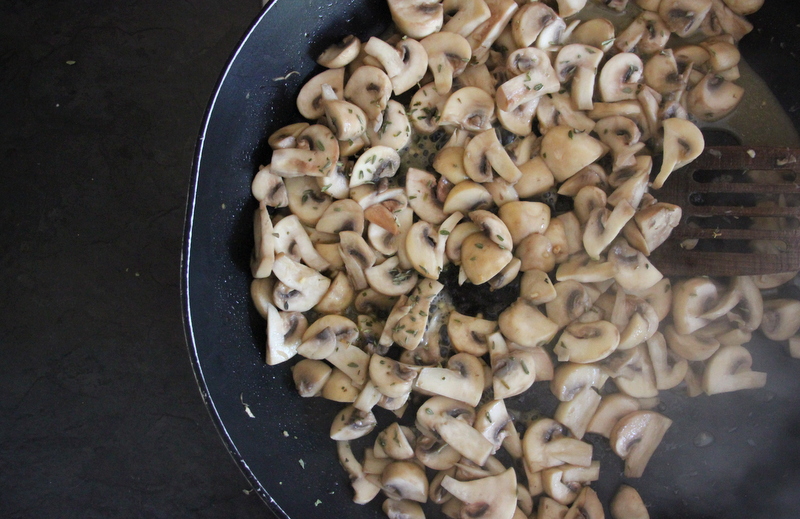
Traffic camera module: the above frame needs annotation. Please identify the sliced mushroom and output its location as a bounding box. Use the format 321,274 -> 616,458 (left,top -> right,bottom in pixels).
499,298 -> 560,348
607,344 -> 659,398
409,82 -> 449,135
555,252 -> 616,283
407,220 -> 442,279
321,368 -> 360,402
570,18 -> 616,52
272,253 -> 331,312
727,276 -> 763,332
366,255 -> 419,296
492,345 -> 537,399
555,44 -> 604,111
370,354 -> 419,398
251,204 -> 275,278
421,31 -> 472,95
268,122 -> 309,150
465,0 -> 520,64
511,2 -> 559,47
416,436 -> 462,471
646,331 -> 689,390
686,72 -> 744,122
474,399 -> 512,454
320,84 -> 367,141
515,156 -> 556,198
463,128 -> 523,183
610,410 -> 672,478
586,392 -> 641,438
344,65 -> 393,129
381,460 -> 429,502
252,165 -> 289,208
368,99 -> 412,150
375,423 -> 416,460
317,35 -> 361,69
448,311 -> 497,356
536,93 -> 597,136
523,418 -> 593,474
440,86 -> 496,131
554,385 -> 602,439
659,0 -> 713,37
365,36 -> 429,95
541,126 -> 608,182
554,320 -> 621,363
338,230 -> 376,291
582,201 -> 636,260
265,304 -> 307,365
599,53 -> 643,103
338,441 -> 382,504
416,396 -> 494,465
443,180 -> 493,214
296,68 -> 345,120
415,352 -> 485,406
615,11 -> 670,55
271,214 -> 330,271
595,116 -> 646,170
760,299 -> 800,341
330,405 -> 378,440
441,468 -> 517,518
703,344 -> 767,395
315,270 -> 356,314
652,118 -> 705,189
546,280 -> 593,328
573,186 -> 607,226
538,496 -> 570,519
496,62 -> 560,113
272,125 -> 339,178
461,232 -> 514,285
671,277 -> 719,335
665,323 -> 720,361
406,167 -> 447,225
520,269 -> 557,305
610,485 -> 650,519
387,0 -> 444,39
564,486 -> 604,519
551,362 -> 609,403
608,239 -> 663,292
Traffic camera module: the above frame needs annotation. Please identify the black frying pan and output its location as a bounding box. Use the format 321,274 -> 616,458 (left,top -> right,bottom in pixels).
182,1 -> 800,517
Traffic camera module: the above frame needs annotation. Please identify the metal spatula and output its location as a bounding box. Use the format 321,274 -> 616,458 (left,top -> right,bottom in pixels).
648,146 -> 800,277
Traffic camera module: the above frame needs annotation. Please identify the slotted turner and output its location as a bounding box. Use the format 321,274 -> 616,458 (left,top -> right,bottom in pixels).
649,145 -> 800,277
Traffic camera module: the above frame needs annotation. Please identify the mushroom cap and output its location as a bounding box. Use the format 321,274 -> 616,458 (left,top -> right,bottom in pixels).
461,232 -> 513,285
760,299 -> 800,341
499,298 -> 560,348
541,126 -> 608,183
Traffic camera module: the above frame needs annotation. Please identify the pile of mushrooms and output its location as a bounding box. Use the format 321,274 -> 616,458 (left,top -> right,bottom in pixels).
249,0 -> 797,517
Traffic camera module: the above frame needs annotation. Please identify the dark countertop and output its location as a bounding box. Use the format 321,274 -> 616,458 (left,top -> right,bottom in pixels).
0,1 -> 269,517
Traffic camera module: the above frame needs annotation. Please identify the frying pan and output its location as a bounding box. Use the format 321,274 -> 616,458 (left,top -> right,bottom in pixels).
182,1 -> 800,518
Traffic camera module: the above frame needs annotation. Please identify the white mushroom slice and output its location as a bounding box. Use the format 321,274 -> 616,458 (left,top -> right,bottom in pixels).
515,156 -> 556,198
536,93 -> 597,135
646,331 -> 688,390
265,304 -> 307,365
704,344 -> 767,395
686,72 -> 744,122
627,202 -> 682,255
292,358 -> 332,397
555,252 -> 616,283
251,278 -> 276,319
461,232 -> 514,285
511,2 -> 560,48
448,311 -> 497,356
702,39 -> 741,73
671,277 -> 718,335
474,399 -> 512,454
272,124 -> 339,177
582,201 -> 636,260
388,0 -> 444,39
610,410 -> 672,478
595,116 -> 645,170
365,37 -> 429,95
317,35 -> 361,69
643,49 -> 686,97
615,11 -> 670,54
421,32 -> 472,95
659,0 -> 712,37
554,385 -> 602,440
499,298 -> 560,348
322,369 -> 360,402
321,84 -> 367,141
608,239 -> 663,292
604,343 -> 656,396
497,98 -> 539,136
407,220 -> 441,279
409,82 -> 449,135
515,233 -> 555,273
466,0 -> 520,64
272,214 -> 331,271
268,122 -> 309,150
327,342 -> 370,386
441,468 -> 518,519
463,129 -> 523,183
442,0 -> 492,36
338,230 -> 376,292
344,65 -> 393,129
316,199 -> 364,236
383,499 -> 425,519
468,210 -> 512,249
394,279 -> 444,350
368,100 -> 412,150
366,256 -> 418,297
721,0 -> 763,15
587,99 -> 643,121
610,485 -> 650,519
520,269 -> 557,305
652,118 -> 704,189
573,186 -> 607,226
350,146 -> 401,188
417,396 -> 494,465
498,201 -> 550,245
701,0 -> 753,42
416,436 -> 462,471
416,352 -> 485,406
539,497 -> 570,519
760,299 -> 800,341
338,441 -> 382,505
535,13 -> 567,52
611,291 -> 660,350
492,343 -> 537,399
496,65 -> 560,113
251,204 -> 275,278
315,270 -> 356,314
370,354 -> 419,399
541,126 -> 608,183
433,146 -> 469,184
565,487 -> 604,519
296,68 -> 345,120
443,180 -> 493,215
406,167 -> 447,225
381,460 -> 429,503
607,157 -> 651,209
554,320 -> 621,364
555,44 -> 603,111
331,405 -> 378,441
545,280 -> 593,328
725,276 -> 763,332
440,86 -> 495,131
664,323 -> 719,361
523,418 -> 593,474
569,18 -> 615,52
485,176 -> 519,208
271,253 -> 331,312
555,0 -> 588,17
599,53 -> 643,103
586,393 -> 641,438
375,423 -> 416,460
252,165 -> 289,208
551,363 -> 609,402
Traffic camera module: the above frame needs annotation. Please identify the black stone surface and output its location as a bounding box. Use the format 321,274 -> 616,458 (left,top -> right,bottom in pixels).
0,1 -> 268,517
